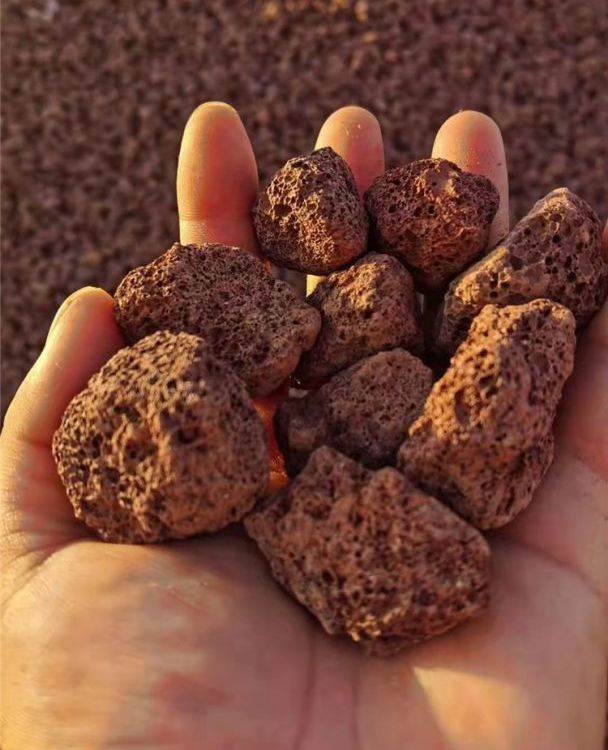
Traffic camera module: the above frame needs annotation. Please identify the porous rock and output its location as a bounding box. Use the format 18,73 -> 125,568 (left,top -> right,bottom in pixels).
436,188 -> 607,354
253,147 -> 368,274
245,446 -> 490,654
277,349 -> 432,474
296,253 -> 423,384
53,331 -> 269,543
113,243 -> 321,396
399,300 -> 576,529
364,158 -> 499,291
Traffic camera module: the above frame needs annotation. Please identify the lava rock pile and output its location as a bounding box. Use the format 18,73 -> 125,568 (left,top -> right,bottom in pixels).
54,148 -> 607,654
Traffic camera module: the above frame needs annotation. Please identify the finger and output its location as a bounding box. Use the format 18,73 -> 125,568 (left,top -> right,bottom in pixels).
315,105 -> 385,199
177,102 -> 259,254
432,110 -> 509,246
1,288 -> 124,556
307,105 -> 384,294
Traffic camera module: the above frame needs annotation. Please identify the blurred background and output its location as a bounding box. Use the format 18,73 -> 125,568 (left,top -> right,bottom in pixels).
2,0 -> 607,413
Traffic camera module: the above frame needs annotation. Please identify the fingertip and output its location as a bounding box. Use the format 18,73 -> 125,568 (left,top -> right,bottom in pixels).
315,105 -> 385,197
317,105 -> 381,138
432,110 -> 509,245
434,110 -> 502,143
46,286 -> 116,342
177,101 -> 259,253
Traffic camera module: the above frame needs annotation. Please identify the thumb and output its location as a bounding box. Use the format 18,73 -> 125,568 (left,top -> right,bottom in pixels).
1,287 -> 124,576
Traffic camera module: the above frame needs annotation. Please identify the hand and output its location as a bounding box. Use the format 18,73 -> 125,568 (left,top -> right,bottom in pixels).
1,104 -> 606,750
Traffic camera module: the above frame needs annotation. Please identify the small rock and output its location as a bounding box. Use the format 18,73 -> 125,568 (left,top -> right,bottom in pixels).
277,349 -> 432,474
364,158 -> 499,291
296,253 -> 423,384
245,446 -> 490,654
253,147 -> 368,274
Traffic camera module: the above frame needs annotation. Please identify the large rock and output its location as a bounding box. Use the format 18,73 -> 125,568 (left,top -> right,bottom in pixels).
399,300 -> 576,529
436,188 -> 606,354
245,446 -> 490,655
53,331 -> 269,543
113,243 -> 320,396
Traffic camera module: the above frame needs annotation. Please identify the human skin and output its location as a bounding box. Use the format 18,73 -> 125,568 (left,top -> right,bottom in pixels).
1,104 -> 607,749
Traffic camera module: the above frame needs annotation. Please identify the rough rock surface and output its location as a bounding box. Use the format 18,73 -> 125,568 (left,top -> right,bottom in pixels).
53,331 -> 269,543
277,349 -> 432,474
113,243 -> 321,396
399,300 -> 576,529
296,253 -> 423,384
253,147 -> 368,274
364,158 -> 499,290
245,446 -> 490,654
436,188 -> 607,354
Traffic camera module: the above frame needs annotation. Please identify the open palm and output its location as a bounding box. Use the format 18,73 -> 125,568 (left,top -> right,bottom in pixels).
2,105 -> 606,750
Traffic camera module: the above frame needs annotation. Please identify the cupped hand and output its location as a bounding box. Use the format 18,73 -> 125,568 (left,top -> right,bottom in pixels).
1,104 -> 606,750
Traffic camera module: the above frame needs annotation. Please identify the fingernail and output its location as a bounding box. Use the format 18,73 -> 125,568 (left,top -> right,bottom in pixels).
46,289 -> 86,342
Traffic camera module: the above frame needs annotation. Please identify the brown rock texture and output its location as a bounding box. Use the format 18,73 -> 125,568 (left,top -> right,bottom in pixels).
113,243 -> 320,396
253,147 -> 368,274
53,331 -> 269,543
245,446 -> 490,654
277,349 -> 432,474
399,300 -> 576,529
364,158 -> 499,290
296,253 -> 423,384
436,188 -> 607,354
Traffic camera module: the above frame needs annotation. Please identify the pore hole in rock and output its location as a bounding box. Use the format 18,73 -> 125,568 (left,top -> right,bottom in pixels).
274,203 -> 291,218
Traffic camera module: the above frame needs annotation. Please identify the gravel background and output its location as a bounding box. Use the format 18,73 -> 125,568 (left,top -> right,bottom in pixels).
2,0 -> 607,412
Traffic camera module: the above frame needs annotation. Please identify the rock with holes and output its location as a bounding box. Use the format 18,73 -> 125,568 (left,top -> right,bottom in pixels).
398,300 -> 575,529
436,188 -> 607,354
52,331 -> 268,543
277,349 -> 432,474
296,253 -> 423,384
113,243 -> 321,396
245,446 -> 490,654
252,147 -> 368,274
364,158 -> 499,291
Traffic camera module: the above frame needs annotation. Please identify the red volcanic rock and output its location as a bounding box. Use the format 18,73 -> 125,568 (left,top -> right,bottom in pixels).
364,158 -> 499,291
296,253 -> 423,384
245,446 -> 490,654
53,331 -> 268,543
277,349 -> 432,474
436,188 -> 607,354
399,300 -> 576,529
113,242 -> 321,396
253,147 -> 368,274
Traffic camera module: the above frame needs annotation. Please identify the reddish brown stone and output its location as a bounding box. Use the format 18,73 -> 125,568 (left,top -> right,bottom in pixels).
253,147 -> 368,274
113,243 -> 320,396
436,188 -> 607,354
277,349 -> 432,474
245,446 -> 490,655
296,253 -> 423,384
53,331 -> 268,543
399,300 -> 576,529
364,158 -> 499,291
